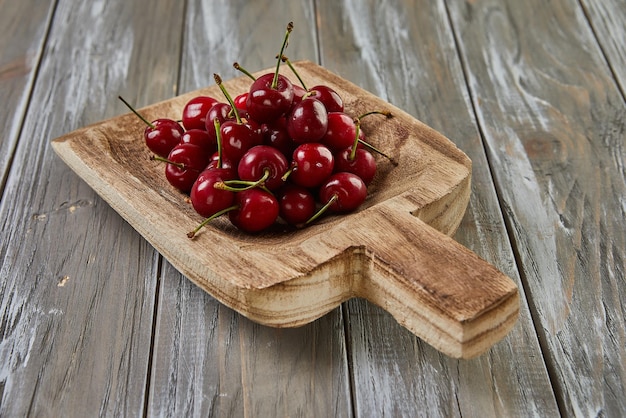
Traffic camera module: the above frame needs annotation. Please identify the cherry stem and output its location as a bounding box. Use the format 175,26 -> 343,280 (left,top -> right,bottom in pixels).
214,169 -> 272,192
187,204 -> 239,238
118,96 -> 154,129
150,155 -> 185,170
233,62 -> 256,81
214,73 -> 242,124
272,22 -> 294,89
279,55 -> 307,91
281,164 -> 294,182
358,139 -> 399,166
214,118 -> 223,169
357,110 -> 393,121
349,119 -> 361,161
305,194 -> 338,225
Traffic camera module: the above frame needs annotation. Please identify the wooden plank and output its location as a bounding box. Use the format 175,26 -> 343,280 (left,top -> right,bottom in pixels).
446,0 -> 626,416
0,0 -> 184,415
145,2 -> 353,416
0,0 -> 55,193
581,0 -> 626,95
316,0 -> 559,416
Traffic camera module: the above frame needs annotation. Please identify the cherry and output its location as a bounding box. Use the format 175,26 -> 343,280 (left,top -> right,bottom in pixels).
306,172 -> 367,224
278,185 -> 316,226
156,143 -> 209,193
261,117 -> 296,157
214,74 -> 263,163
118,96 -> 183,158
286,143 -> 334,188
246,23 -> 295,123
204,102 -> 234,132
278,56 -> 343,113
190,170 -> 235,218
321,112 -> 357,152
228,188 -> 279,233
182,95 -> 219,130
319,172 -> 367,212
307,85 -> 343,113
334,147 -> 377,185
237,145 -> 288,190
286,98 -> 328,144
179,129 -> 216,155
234,92 -> 249,113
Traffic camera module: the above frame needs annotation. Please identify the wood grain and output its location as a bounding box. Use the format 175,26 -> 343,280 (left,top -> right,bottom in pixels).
0,0 -> 184,415
447,0 -> 626,415
316,0 -> 559,416
53,61 -> 517,359
0,0 -> 55,193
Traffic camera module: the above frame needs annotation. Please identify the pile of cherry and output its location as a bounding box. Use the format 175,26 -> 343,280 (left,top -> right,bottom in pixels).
120,22 -> 393,237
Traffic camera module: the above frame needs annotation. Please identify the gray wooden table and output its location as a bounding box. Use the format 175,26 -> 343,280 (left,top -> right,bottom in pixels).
1,0 -> 624,416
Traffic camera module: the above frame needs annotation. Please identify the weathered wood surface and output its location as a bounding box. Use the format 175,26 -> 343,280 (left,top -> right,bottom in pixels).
1,0 -> 624,417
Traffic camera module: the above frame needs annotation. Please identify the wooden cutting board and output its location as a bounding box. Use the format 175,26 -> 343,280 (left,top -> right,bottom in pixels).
51,61 -> 518,359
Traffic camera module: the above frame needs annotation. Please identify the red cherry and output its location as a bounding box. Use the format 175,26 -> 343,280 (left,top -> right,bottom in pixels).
234,92 -> 248,113
319,172 -> 367,213
237,145 -> 288,190
334,148 -> 377,185
228,189 -> 279,233
262,117 -> 297,157
220,121 -> 263,164
182,96 -> 218,130
161,143 -> 209,193
179,129 -> 216,155
307,85 -> 343,113
286,98 -> 328,144
190,170 -> 235,218
143,118 -> 184,158
288,143 -> 334,188
118,96 -> 183,158
246,73 -> 294,123
321,112 -> 357,152
278,185 -> 316,226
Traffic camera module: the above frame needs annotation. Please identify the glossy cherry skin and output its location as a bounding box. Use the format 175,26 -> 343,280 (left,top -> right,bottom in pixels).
144,118 -> 184,158
234,92 -> 248,114
179,129 -> 216,155
291,85 -> 308,105
308,85 -> 343,113
164,143 -> 209,193
182,96 -> 219,130
278,185 -> 316,226
246,73 -> 294,123
190,170 -> 235,218
219,121 -> 263,164
319,172 -> 367,213
238,145 -> 288,190
228,188 -> 279,233
207,152 -> 237,180
286,98 -> 328,144
334,148 -> 377,185
321,112 -> 357,152
262,117 -> 296,157
290,143 -> 334,188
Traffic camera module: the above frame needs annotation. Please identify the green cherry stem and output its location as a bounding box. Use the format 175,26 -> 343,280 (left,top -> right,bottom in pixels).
279,55 -> 307,91
214,73 -> 243,124
187,204 -> 239,239
349,119 -> 361,161
213,169 -> 272,192
305,194 -> 338,225
214,118 -> 223,169
357,110 -> 393,120
118,96 -> 154,128
233,62 -> 256,81
271,22 -> 294,89
150,155 -> 191,170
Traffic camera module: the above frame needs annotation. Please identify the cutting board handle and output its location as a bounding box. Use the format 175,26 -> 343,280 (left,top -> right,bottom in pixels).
347,204 -> 519,358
